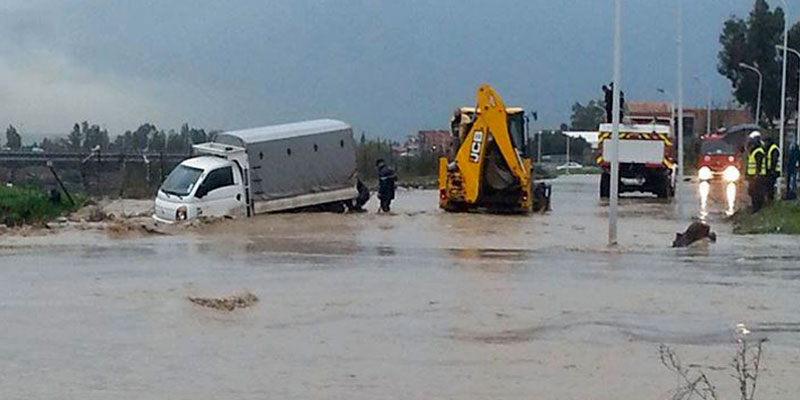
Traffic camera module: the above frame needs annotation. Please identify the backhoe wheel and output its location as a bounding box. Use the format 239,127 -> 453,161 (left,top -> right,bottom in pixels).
600,172 -> 610,198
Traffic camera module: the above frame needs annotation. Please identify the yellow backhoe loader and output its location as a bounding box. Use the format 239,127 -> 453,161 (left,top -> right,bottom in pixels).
439,84 -> 550,213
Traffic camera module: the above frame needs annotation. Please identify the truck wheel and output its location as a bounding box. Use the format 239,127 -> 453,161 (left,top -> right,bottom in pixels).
600,172 -> 610,198
655,176 -> 669,199
326,201 -> 346,213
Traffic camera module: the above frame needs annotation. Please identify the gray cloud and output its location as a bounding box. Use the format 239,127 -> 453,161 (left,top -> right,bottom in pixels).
0,0 -> 763,141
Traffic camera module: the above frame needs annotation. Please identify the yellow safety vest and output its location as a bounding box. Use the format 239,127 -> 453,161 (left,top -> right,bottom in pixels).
747,147 -> 766,177
766,143 -> 781,174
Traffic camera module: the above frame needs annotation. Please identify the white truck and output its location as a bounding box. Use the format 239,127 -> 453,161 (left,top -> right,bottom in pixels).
154,119 -> 366,222
597,122 -> 676,199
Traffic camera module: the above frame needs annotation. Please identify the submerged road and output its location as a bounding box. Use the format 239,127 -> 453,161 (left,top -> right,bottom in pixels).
1,175 -> 799,399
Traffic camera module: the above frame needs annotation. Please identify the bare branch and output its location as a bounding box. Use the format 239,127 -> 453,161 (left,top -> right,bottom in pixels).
659,344 -> 718,400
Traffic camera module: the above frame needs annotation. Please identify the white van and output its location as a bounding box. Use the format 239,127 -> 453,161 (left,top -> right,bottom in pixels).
154,119 -> 364,222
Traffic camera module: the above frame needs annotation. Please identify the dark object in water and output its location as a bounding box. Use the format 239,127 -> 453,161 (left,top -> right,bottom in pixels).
672,222 -> 717,247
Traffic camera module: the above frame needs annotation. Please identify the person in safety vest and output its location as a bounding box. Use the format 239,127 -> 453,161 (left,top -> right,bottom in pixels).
765,137 -> 781,203
746,131 -> 767,212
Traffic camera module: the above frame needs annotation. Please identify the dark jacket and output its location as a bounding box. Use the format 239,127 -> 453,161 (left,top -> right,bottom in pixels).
377,165 -> 397,199
790,143 -> 800,169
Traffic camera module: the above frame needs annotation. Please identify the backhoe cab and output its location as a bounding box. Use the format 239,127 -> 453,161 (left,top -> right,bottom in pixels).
439,84 -> 549,214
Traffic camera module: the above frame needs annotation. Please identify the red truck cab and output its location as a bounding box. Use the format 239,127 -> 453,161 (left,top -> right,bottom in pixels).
697,134 -> 741,182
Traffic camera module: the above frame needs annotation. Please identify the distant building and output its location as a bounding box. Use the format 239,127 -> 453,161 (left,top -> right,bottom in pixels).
688,108 -> 751,137
627,102 -> 673,122
627,101 -> 752,138
398,130 -> 453,156
395,135 -> 420,157
418,130 -> 452,155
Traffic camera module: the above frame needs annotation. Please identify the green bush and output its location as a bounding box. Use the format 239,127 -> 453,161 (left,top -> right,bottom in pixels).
0,186 -> 84,226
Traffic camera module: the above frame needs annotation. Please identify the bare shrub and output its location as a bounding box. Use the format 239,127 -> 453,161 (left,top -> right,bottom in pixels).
659,334 -> 767,400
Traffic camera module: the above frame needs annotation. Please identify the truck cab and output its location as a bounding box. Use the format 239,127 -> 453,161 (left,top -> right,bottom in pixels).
154,155 -> 246,222
697,134 -> 742,183
451,106 -> 529,157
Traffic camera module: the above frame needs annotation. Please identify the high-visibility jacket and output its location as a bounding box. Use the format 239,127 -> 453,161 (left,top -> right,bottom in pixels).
747,147 -> 766,177
766,143 -> 781,174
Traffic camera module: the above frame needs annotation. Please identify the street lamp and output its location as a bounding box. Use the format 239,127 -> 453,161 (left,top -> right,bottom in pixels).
565,134 -> 571,175
676,0 -> 685,205
693,76 -> 712,136
738,62 -> 763,125
609,0 -> 622,246
779,0 -> 789,180
777,43 -> 800,146
528,111 -> 542,162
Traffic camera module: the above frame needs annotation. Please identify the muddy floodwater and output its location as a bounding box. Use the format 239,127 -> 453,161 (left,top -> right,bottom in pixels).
2,175 -> 799,399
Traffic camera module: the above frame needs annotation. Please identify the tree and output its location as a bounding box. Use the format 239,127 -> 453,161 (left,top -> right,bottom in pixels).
166,129 -> 189,153
132,123 -> 157,151
189,127 -> 207,144
68,123 -> 82,151
570,100 -> 606,130
5,125 -> 22,150
530,130 -> 590,162
40,138 -> 54,152
718,0 -> 787,125
149,130 -> 166,152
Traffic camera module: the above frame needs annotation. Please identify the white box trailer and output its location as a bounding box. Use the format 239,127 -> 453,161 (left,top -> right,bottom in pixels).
154,119 -> 363,222
597,123 -> 676,199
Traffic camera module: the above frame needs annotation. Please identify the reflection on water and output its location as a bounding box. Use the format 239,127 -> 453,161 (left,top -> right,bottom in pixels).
698,181 -> 738,219
699,181 -> 710,221
726,182 -> 737,216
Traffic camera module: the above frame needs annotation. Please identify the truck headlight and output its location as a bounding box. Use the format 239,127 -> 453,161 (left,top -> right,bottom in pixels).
722,166 -> 740,182
698,166 -> 713,181
176,206 -> 188,221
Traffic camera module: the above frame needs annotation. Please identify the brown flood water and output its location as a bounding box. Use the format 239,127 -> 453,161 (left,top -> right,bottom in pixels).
1,175 -> 799,399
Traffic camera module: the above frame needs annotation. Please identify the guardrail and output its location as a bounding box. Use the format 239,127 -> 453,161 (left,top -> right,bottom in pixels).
0,152 -> 189,164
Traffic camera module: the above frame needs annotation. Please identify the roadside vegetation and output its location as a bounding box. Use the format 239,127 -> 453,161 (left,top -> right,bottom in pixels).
0,186 -> 84,226
732,201 -> 800,234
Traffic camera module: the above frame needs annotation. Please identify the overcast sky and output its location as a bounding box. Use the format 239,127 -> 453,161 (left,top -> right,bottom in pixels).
0,1 -> 779,141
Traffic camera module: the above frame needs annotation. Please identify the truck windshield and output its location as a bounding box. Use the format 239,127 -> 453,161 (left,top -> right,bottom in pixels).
160,165 -> 203,197
701,139 -> 734,155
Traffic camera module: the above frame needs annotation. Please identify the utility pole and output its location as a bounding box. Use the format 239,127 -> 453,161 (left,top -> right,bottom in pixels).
609,0 -> 622,246
566,134 -> 571,175
676,0 -> 684,200
776,44 -> 800,145
657,88 -> 676,142
537,130 -> 543,163
779,0 -> 789,189
739,62 -> 763,125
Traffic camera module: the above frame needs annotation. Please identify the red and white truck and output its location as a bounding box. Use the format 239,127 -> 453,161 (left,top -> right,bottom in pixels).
597,121 -> 676,198
696,133 -> 742,183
